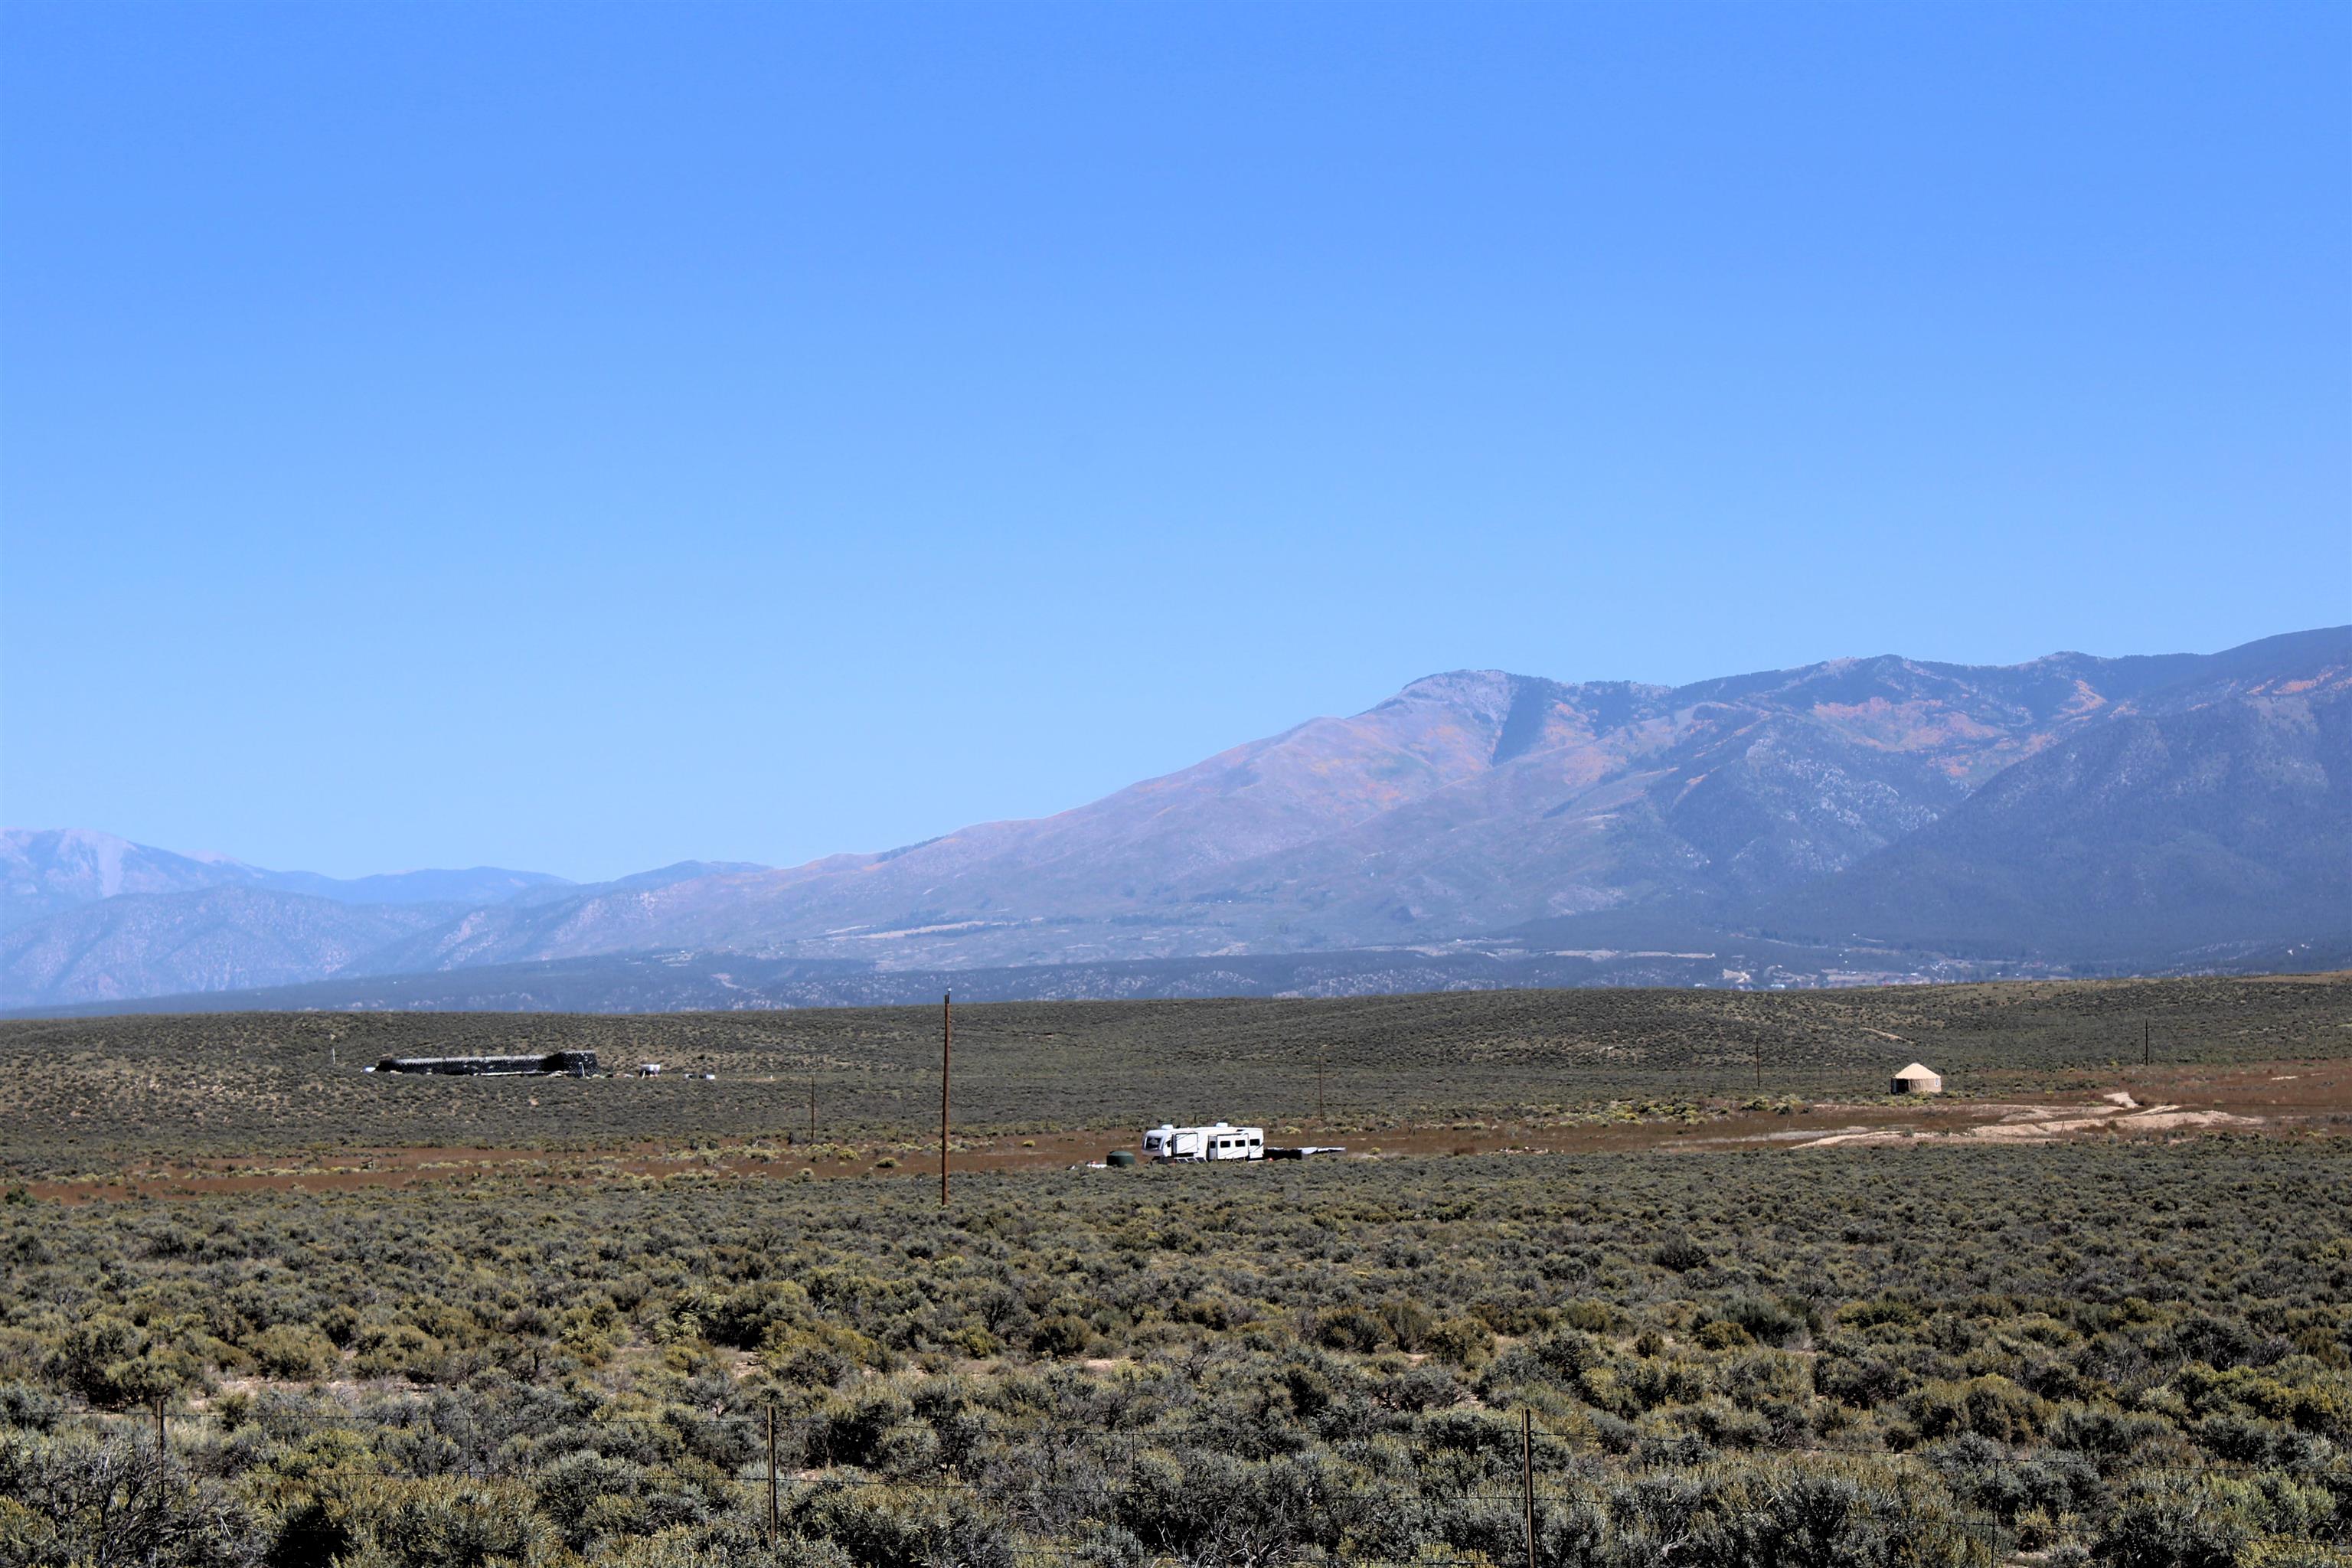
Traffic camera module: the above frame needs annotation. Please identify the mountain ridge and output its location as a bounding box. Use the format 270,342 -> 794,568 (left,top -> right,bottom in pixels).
7,626 -> 2345,1008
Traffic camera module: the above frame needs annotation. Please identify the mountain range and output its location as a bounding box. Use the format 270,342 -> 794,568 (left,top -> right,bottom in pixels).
7,626 -> 2346,1012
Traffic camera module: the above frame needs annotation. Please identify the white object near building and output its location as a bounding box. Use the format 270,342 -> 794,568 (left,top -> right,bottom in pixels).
1891,1063 -> 1943,1095
1142,1121 -> 1266,1162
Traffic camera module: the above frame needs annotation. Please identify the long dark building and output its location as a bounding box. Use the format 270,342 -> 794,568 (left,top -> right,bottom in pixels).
374,1050 -> 598,1076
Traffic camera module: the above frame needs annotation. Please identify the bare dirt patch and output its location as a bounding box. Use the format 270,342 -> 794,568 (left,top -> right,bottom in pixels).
1794,1102 -> 2264,1148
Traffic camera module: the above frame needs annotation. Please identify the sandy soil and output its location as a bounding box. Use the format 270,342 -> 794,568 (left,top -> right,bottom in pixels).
1792,1103 -> 2261,1148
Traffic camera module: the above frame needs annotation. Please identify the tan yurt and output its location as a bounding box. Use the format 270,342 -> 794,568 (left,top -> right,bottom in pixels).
1891,1063 -> 1943,1096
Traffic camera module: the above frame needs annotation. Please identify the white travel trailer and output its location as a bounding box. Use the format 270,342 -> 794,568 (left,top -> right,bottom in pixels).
1142,1121 -> 1266,1162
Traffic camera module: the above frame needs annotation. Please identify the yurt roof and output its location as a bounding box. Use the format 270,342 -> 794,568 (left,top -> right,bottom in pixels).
1893,1063 -> 1939,1079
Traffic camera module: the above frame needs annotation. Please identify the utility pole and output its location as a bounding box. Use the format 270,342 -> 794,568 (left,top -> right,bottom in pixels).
2142,1021 -> 2151,1067
156,1400 -> 167,1468
766,1403 -> 779,1544
931,1001 -> 940,1213
1521,1407 -> 1536,1568
1316,1044 -> 1325,1122
1754,1040 -> 1762,1091
809,1073 -> 817,1145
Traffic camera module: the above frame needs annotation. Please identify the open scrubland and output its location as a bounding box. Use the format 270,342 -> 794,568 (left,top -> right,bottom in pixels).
1,974 -> 2346,1178
2,976 -> 2348,1566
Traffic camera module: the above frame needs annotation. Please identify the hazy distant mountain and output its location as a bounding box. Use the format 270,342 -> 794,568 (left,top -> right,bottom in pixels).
16,922 -> 2345,1019
0,844 -> 768,1005
604,861 -> 771,893
5,626 -> 2344,1009
0,887 -> 459,1005
0,942 -> 2112,1018
2,828 -> 570,926
2,829 -> 252,923
249,866 -> 574,906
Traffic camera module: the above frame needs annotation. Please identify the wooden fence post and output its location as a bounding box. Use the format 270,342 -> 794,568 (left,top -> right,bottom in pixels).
1522,1407 -> 1536,1568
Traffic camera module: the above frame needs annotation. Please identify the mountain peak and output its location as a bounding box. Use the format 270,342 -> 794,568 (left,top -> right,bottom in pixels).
1385,667 -> 1531,701
1376,668 -> 1564,728
4,828 -> 245,920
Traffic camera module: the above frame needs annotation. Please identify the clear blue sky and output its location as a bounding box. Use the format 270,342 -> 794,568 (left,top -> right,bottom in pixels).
4,3 -> 2346,881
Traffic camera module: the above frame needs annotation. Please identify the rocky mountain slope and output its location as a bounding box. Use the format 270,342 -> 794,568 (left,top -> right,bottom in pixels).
5,627 -> 2345,1008
1758,655 -> 2352,959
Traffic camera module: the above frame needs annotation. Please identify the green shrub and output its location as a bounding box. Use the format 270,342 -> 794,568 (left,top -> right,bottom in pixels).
1654,1236 -> 1710,1273
1028,1313 -> 1093,1358
248,1323 -> 338,1381
351,1324 -> 448,1383
1427,1315 -> 1495,1368
1912,1375 -> 2050,1443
